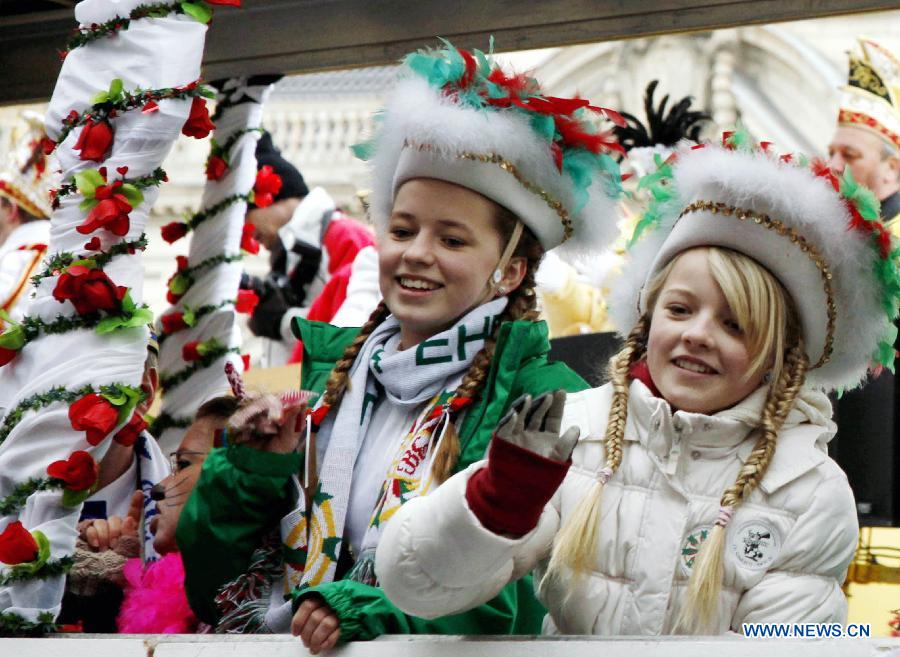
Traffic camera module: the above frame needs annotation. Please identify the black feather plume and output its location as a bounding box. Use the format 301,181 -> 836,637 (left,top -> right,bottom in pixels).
613,80 -> 711,152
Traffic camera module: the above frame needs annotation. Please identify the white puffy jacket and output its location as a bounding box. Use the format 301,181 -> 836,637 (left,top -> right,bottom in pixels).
376,380 -> 858,635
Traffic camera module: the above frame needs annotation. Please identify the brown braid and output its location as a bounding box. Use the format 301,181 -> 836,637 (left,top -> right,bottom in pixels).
431,207 -> 544,483
320,301 -> 391,409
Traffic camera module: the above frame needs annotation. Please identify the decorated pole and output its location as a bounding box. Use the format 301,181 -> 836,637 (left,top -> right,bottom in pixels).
0,0 -> 238,635
154,76 -> 279,453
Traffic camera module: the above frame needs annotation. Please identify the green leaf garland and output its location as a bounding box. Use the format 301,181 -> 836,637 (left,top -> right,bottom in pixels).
159,344 -> 241,392
0,383 -> 143,447
32,235 -> 148,285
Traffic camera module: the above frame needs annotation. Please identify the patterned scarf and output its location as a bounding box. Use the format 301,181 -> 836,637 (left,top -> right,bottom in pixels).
281,298 -> 507,592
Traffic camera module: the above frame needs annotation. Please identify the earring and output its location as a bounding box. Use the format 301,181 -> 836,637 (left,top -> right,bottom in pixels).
492,269 -> 503,284
497,286 -> 507,295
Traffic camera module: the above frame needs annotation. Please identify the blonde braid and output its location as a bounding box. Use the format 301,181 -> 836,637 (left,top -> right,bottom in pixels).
430,266 -> 540,483
676,343 -> 809,634
320,301 -> 390,409
542,317 -> 649,587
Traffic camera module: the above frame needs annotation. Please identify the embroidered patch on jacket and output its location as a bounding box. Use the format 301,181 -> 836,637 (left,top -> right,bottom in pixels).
680,524 -> 712,575
730,520 -> 780,570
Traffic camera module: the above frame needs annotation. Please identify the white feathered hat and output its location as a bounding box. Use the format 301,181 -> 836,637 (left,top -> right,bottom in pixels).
356,41 -> 624,257
610,130 -> 900,391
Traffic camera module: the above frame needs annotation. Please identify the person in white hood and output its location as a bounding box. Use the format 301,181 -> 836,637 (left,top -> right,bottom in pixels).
376,130 -> 900,635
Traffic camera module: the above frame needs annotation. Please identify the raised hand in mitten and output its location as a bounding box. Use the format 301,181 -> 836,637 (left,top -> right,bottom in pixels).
495,391 -> 580,462
466,390 -> 580,537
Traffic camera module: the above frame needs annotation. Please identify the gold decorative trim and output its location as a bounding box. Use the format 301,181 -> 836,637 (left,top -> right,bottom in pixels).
0,181 -> 47,220
838,109 -> 900,150
679,200 -> 835,369
403,141 -> 573,241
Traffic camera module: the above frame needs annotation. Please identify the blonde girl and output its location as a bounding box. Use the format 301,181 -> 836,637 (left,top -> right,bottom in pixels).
376,133 -> 900,635
176,41 -> 624,648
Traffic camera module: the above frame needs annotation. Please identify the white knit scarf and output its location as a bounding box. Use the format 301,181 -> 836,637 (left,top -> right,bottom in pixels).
280,297 -> 507,592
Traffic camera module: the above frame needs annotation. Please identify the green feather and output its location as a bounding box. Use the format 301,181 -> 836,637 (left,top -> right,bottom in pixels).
530,114 -> 555,142
841,168 -> 880,220
350,140 -> 375,161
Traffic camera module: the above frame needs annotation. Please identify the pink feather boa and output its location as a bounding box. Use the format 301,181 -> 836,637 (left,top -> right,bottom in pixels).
117,552 -> 198,633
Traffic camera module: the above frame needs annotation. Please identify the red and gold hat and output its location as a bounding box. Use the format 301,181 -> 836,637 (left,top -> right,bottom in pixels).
837,38 -> 900,151
0,111 -> 55,219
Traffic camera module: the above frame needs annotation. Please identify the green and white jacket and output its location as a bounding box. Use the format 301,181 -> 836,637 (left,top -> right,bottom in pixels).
176,316 -> 587,637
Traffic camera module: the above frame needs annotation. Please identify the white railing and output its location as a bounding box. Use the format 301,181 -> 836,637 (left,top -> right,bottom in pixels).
2,635 -> 899,657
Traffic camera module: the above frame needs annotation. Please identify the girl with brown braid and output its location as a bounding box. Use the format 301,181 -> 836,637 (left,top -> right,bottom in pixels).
175,40 -> 624,650
377,132 -> 900,636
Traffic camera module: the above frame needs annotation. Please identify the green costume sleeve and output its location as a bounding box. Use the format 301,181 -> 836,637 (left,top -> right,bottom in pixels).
297,576 -> 546,642
458,331 -> 588,469
176,445 -> 302,624
294,318 -> 361,395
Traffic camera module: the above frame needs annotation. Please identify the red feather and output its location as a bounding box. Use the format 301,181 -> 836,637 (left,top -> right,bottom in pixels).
487,69 -> 534,97
811,158 -> 840,191
845,200 -> 868,233
555,116 -> 624,154
589,105 -> 627,127
876,223 -> 892,259
551,142 -> 564,172
528,95 -> 589,115
458,48 -> 478,88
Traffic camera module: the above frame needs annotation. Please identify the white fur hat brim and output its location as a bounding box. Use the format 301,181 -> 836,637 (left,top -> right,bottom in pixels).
368,77 -> 620,257
610,146 -> 892,391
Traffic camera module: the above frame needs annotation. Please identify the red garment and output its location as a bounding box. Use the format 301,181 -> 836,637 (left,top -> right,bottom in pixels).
629,359 -> 661,397
466,435 -> 571,537
288,216 -> 375,363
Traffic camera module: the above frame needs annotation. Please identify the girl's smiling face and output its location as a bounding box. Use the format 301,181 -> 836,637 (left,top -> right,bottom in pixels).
379,178 -> 524,349
646,248 -> 769,414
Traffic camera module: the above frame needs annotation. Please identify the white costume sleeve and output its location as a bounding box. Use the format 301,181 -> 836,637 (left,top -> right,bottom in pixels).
329,245 -> 381,327
731,472 -> 858,630
375,460 -> 560,619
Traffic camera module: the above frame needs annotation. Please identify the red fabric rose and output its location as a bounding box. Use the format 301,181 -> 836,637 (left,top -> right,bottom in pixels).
161,312 -> 189,333
77,195 -> 132,236
240,223 -> 260,254
176,255 -> 189,271
0,348 -> 17,367
206,154 -> 228,181
161,222 -> 188,244
69,393 -> 120,445
253,165 -> 282,208
182,341 -> 201,362
74,118 -> 114,162
0,521 -> 39,565
235,289 -> 259,314
47,451 -> 98,491
166,289 -> 182,304
182,97 -> 215,139
53,266 -> 126,316
113,412 -> 148,447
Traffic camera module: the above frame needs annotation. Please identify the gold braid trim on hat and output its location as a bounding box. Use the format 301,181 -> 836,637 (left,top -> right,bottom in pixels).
403,141 -> 573,241
0,181 -> 47,220
679,200 -> 836,369
839,109 -> 900,150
